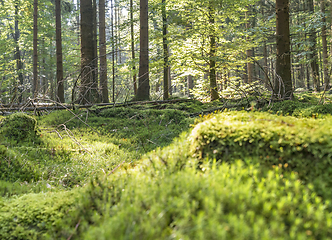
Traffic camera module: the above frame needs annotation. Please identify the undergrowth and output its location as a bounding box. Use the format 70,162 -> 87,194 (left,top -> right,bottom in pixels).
1,98 -> 332,239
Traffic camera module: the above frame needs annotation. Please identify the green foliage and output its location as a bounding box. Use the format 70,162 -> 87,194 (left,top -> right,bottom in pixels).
0,113 -> 40,144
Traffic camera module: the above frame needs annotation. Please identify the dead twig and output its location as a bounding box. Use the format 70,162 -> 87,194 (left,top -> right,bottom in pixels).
67,218 -> 81,240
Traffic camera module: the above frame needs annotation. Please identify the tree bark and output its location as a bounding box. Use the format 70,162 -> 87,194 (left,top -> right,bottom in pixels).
111,0 -> 115,102
135,0 -> 150,101
308,0 -> 320,91
56,0 -> 65,103
245,10 -> 254,84
187,75 -> 194,97
99,0 -> 109,103
92,0 -> 98,100
162,0 -> 169,100
130,0 -> 137,94
275,0 -> 292,99
208,1 -> 219,101
33,0 -> 38,98
80,0 -> 97,104
14,0 -> 24,103
321,0 -> 330,90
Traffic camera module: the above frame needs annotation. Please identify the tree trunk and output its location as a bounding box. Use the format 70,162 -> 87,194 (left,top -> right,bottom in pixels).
321,0 -> 330,90
208,1 -> 219,101
92,0 -> 98,100
130,0 -> 137,94
162,0 -> 169,100
56,0 -> 64,103
14,0 -> 24,103
168,63 -> 172,95
245,10 -> 254,84
135,0 -> 150,101
308,0 -> 320,92
263,41 -> 269,89
80,0 -> 97,104
33,0 -> 38,98
99,0 -> 109,103
275,0 -> 292,99
187,75 -> 193,97
111,0 -> 115,102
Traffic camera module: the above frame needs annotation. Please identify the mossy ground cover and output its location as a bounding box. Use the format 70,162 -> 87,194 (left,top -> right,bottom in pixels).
1,96 -> 332,239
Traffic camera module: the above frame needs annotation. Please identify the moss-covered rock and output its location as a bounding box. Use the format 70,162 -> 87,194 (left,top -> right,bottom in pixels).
0,112 -> 39,143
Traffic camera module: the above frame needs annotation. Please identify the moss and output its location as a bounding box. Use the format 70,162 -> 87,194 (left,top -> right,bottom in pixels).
189,111 -> 332,200
0,190 -> 80,240
0,113 -> 40,144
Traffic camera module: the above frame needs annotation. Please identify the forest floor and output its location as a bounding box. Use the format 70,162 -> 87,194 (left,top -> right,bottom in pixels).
1,92 -> 332,239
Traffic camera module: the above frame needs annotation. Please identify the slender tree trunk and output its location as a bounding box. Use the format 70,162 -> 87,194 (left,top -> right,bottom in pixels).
41,38 -> 47,95
118,5 -> 121,63
130,0 -> 137,94
33,0 -> 38,98
245,10 -> 254,84
92,0 -> 98,100
263,41 -> 269,89
275,0 -> 292,99
135,0 -> 150,101
168,62 -> 172,95
115,1 -> 118,63
14,1 -> 24,103
208,1 -> 219,101
56,0 -> 64,102
98,0 -> 107,102
99,0 -> 109,103
308,0 -> 320,92
111,0 -> 115,102
162,0 -> 169,100
76,0 -> 80,46
321,0 -> 330,90
187,75 -> 193,97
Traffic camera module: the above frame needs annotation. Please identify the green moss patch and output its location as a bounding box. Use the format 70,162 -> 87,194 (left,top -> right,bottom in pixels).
189,111 -> 332,199
0,113 -> 40,144
0,190 -> 80,240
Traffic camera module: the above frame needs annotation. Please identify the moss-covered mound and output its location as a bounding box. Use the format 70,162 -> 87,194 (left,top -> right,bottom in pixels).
189,111 -> 332,198
0,190 -> 80,240
0,112 -> 39,143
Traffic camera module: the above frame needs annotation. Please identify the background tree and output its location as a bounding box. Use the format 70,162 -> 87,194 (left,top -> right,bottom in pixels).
162,0 -> 169,100
135,0 -> 150,101
56,0 -> 65,103
99,0 -> 109,103
80,0 -> 97,104
275,0 -> 292,99
33,0 -> 38,97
